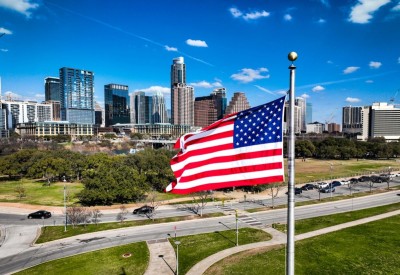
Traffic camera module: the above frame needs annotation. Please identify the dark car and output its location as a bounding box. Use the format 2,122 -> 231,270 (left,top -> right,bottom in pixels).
28,210 -> 52,219
320,187 -> 335,193
358,176 -> 371,182
330,181 -> 342,188
133,205 -> 154,214
286,187 -> 302,195
301,184 -> 315,191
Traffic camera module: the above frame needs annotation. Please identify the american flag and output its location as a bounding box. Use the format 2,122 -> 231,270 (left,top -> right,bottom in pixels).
165,96 -> 286,194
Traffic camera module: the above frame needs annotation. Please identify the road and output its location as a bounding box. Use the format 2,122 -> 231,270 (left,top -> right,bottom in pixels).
0,189 -> 399,274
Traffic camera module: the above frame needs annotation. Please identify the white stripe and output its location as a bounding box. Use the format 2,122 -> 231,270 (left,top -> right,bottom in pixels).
184,123 -> 234,146
174,168 -> 284,189
165,183 -> 173,192
185,136 -> 232,152
178,155 -> 283,178
172,142 -> 282,172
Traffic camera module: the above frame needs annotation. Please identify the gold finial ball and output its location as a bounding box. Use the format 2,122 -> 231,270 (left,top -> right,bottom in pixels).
288,52 -> 298,62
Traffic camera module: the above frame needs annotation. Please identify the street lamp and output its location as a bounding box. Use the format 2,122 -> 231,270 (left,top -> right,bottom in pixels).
235,210 -> 239,246
174,240 -> 181,275
63,175 -> 67,232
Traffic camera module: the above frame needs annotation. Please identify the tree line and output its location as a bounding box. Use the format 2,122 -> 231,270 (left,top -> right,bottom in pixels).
0,148 -> 175,206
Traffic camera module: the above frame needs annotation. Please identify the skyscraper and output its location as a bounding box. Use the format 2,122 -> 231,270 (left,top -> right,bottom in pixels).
194,88 -> 227,128
104,84 -> 130,127
59,67 -> 94,124
152,91 -> 168,123
225,92 -> 250,115
306,102 -> 312,124
295,97 -> 306,132
342,106 -> 363,135
44,77 -> 60,101
170,57 -> 194,125
211,88 -> 227,119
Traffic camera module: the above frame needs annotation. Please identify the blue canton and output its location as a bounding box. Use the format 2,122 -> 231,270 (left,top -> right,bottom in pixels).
233,97 -> 285,148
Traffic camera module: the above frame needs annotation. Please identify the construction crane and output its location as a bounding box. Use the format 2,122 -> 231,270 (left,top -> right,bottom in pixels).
389,89 -> 399,104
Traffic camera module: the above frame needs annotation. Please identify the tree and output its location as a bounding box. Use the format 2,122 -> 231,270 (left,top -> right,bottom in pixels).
116,205 -> 128,223
145,191 -> 160,220
91,209 -> 103,225
268,183 -> 284,208
66,206 -> 91,228
184,191 -> 210,217
14,182 -> 26,200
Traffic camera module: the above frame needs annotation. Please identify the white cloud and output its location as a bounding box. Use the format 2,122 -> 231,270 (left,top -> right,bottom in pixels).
230,7 -> 270,20
4,91 -> 22,100
398,57 -> 400,63
366,80 -> 374,83
346,97 -> 361,103
189,81 -> 223,88
254,85 -> 275,95
284,14 -> 292,21
0,27 -> 12,35
186,39 -> 208,47
165,45 -> 178,52
343,66 -> 360,74
0,48 -> 8,52
212,81 -> 222,87
0,0 -> 39,17
312,85 -> 325,92
318,18 -> 326,23
301,93 -> 310,99
369,61 -> 382,69
231,68 -> 270,83
133,86 -> 170,95
34,93 -> 44,99
327,60 -> 333,64
349,0 -> 391,24
229,7 -> 242,18
392,3 -> 400,11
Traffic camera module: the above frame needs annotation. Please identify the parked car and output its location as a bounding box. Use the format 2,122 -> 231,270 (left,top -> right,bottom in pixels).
301,184 -> 315,191
358,176 -> 371,182
349,178 -> 359,183
286,187 -> 303,195
330,181 -> 342,188
340,180 -> 350,185
28,210 -> 52,219
133,205 -> 154,215
320,187 -> 335,193
316,182 -> 330,189
371,176 -> 384,183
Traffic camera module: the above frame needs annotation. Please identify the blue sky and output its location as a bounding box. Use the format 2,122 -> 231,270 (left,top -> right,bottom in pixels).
0,0 -> 399,124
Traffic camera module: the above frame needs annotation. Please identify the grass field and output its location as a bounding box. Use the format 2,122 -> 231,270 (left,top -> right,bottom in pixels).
16,242 -> 149,275
206,215 -> 400,274
0,159 -> 399,206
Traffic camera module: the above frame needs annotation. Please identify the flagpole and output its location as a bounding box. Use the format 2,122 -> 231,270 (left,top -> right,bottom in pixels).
286,51 -> 297,275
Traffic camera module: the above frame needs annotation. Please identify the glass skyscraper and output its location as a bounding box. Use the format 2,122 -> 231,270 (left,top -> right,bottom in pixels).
104,84 -> 130,127
44,77 -> 60,101
59,67 -> 94,124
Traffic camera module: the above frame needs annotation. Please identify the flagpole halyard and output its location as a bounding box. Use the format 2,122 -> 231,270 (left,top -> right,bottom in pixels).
286,51 -> 297,275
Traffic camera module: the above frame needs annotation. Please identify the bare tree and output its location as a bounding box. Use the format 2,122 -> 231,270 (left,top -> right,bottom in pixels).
268,183 -> 283,208
185,191 -> 210,217
117,205 -> 128,223
66,206 -> 91,228
91,208 -> 103,225
145,191 -> 160,220
347,182 -> 356,196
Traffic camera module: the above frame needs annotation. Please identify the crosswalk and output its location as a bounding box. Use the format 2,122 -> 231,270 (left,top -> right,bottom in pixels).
238,214 -> 263,227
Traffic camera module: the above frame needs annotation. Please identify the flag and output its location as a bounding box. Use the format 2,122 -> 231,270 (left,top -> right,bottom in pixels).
166,96 -> 286,194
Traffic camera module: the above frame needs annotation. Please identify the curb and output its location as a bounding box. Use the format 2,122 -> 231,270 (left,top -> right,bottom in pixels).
0,225 -> 6,247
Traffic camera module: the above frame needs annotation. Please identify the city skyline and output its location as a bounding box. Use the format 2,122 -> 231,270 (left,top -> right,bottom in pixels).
0,0 -> 399,124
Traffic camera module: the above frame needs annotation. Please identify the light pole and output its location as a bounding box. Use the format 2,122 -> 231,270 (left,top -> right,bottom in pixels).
174,240 -> 181,275
235,210 -> 239,246
63,176 -> 67,232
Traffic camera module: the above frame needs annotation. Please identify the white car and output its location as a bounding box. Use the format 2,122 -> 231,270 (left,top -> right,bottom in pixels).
340,180 -> 350,185
316,182 -> 330,189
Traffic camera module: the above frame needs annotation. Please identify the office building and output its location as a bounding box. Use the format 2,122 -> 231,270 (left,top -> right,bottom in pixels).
306,122 -> 324,134
306,102 -> 312,124
284,102 -> 301,134
131,91 -> 154,124
194,95 -> 217,128
95,102 -> 104,127
44,77 -> 60,101
225,92 -> 250,115
211,88 -> 227,119
152,91 -> 168,123
342,106 -> 363,135
369,102 -> 400,141
44,100 -> 61,121
59,67 -> 94,124
104,84 -> 130,126
295,97 -> 306,132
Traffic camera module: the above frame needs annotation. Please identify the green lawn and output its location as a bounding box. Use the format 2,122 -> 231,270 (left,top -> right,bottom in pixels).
16,242 -> 149,275
206,215 -> 400,274
0,179 -> 83,206
170,228 -> 272,275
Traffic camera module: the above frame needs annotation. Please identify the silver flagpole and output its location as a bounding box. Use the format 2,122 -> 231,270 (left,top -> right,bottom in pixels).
286,52 -> 297,275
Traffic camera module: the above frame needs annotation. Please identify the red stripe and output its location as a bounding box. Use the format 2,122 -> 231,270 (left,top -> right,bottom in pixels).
172,148 -> 283,178
169,176 -> 284,194
178,162 -> 283,183
183,129 -> 234,149
170,143 -> 234,166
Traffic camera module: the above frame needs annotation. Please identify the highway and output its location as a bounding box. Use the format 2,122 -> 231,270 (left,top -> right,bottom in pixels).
0,187 -> 399,274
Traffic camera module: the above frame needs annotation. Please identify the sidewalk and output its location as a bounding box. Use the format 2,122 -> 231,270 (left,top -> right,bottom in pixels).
183,209 -> 400,275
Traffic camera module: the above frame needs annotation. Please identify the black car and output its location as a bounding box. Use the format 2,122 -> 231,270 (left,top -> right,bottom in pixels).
320,187 -> 335,193
28,210 -> 52,219
286,187 -> 302,195
330,181 -> 342,188
301,184 -> 315,191
133,205 -> 154,214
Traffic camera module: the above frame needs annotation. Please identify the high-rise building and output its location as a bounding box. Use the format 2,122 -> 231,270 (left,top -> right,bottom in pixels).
295,97 -> 306,132
211,88 -> 227,119
171,83 -> 194,125
131,91 -> 154,124
44,100 -> 61,121
44,77 -> 60,101
306,102 -> 312,124
59,67 -> 94,124
152,91 -> 168,123
170,57 -> 194,125
225,92 -> 250,115
104,84 -> 130,127
95,102 -> 104,127
369,102 -> 400,141
194,95 -> 217,128
342,106 -> 363,135
284,102 -> 301,134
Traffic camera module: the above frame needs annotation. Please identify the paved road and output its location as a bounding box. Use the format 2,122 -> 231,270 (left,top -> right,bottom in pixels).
0,190 -> 399,274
